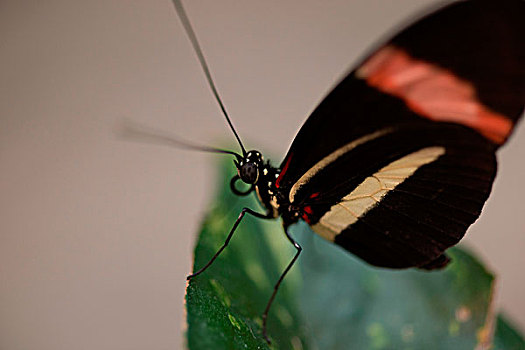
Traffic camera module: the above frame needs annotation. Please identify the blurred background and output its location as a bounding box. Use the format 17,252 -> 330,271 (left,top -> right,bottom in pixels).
1,1 -> 523,349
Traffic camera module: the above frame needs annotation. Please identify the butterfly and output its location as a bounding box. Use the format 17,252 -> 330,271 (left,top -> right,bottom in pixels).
170,0 -> 524,343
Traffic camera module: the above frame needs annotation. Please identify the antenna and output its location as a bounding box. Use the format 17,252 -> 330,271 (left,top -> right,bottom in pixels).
171,0 -> 247,156
118,120 -> 243,160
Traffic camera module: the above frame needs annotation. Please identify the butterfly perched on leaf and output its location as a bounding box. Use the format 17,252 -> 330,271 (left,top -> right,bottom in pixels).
167,0 -> 524,342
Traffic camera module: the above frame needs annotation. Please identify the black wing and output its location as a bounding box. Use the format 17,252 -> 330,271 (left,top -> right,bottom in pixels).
276,0 -> 524,269
292,122 -> 496,269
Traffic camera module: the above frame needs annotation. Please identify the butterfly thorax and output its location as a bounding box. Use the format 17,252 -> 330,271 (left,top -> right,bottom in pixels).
254,162 -> 281,218
254,162 -> 304,228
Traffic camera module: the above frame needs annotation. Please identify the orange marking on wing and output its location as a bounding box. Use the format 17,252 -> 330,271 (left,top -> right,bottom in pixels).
357,45 -> 512,144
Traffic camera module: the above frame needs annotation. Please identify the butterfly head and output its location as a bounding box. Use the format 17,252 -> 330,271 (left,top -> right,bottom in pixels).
234,150 -> 263,185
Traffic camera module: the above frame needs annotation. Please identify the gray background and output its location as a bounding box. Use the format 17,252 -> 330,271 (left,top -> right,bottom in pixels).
1,1 -> 523,349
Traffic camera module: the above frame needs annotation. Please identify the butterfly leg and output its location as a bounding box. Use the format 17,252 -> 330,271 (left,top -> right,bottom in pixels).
187,207 -> 271,280
262,226 -> 302,344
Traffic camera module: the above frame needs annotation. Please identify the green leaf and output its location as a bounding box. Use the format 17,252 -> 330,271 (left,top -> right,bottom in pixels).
185,161 -> 305,350
185,160 -> 524,349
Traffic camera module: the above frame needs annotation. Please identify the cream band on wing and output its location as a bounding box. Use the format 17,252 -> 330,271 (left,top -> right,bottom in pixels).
356,45 -> 512,144
311,146 -> 445,242
289,128 -> 394,203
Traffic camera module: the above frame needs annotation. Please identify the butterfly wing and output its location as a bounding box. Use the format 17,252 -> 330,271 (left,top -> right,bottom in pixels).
276,0 -> 524,269
291,122 -> 496,269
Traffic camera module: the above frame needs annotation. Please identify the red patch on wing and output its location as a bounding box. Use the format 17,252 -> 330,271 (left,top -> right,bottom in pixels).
275,153 -> 293,189
302,206 -> 313,224
301,213 -> 311,224
309,192 -> 320,199
357,45 -> 512,144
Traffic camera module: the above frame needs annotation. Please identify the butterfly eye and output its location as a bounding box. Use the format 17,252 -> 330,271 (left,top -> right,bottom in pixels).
239,162 -> 259,184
